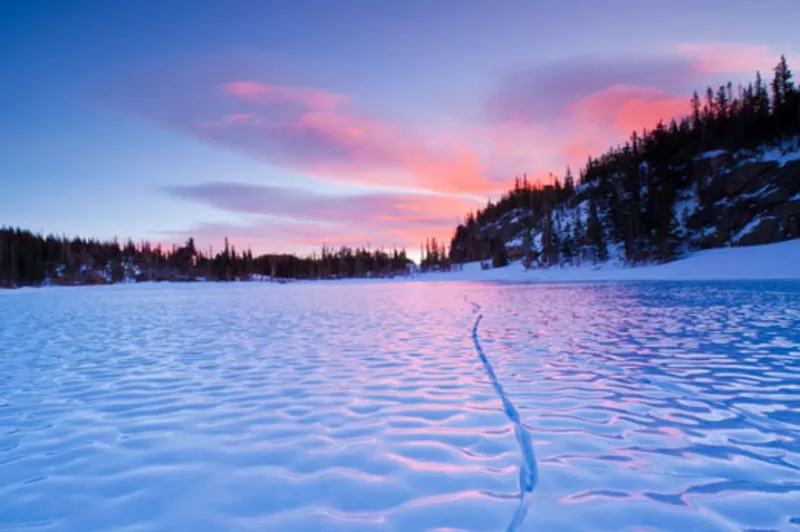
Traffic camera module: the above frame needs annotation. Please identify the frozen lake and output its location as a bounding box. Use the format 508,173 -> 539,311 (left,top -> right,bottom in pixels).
1,281 -> 800,531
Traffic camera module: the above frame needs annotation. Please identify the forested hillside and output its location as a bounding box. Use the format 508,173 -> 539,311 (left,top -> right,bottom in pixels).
439,56 -> 800,270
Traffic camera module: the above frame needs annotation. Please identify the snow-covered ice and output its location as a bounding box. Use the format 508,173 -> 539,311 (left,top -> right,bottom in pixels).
1,279 -> 800,530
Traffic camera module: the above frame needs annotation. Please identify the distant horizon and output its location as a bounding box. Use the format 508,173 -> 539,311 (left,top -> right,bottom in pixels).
3,1 -> 799,260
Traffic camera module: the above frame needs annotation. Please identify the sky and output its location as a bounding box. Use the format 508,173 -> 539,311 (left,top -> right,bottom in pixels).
2,0 -> 799,259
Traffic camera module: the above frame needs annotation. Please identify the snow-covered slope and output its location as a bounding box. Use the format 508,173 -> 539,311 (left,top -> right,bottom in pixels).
424,238 -> 800,282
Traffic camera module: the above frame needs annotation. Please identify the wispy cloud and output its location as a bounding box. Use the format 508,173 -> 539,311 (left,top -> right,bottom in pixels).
165,182 -> 476,226
484,55 -> 694,124
567,85 -> 689,135
109,66 -> 507,197
164,182 -> 478,254
223,81 -> 347,110
676,42 -> 787,75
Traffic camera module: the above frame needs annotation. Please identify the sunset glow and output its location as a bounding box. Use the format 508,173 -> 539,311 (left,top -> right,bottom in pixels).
3,2 -> 797,258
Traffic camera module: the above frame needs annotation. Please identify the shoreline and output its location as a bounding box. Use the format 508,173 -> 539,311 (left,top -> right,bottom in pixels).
3,238 -> 799,292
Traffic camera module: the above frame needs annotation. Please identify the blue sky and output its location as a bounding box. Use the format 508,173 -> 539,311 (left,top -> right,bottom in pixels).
2,0 -> 798,255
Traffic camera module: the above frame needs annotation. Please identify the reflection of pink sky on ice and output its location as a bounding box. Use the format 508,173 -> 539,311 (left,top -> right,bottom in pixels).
1,280 -> 798,529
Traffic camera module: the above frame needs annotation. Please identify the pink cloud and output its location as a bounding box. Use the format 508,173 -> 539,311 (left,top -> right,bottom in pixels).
676,42 -> 784,75
484,56 -> 694,124
560,136 -> 607,168
614,94 -> 688,134
192,84 -> 505,195
196,113 -> 263,128
224,81 -> 347,110
568,85 -> 689,135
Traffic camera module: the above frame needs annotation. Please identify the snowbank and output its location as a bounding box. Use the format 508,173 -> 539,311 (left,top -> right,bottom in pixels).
419,238 -> 800,282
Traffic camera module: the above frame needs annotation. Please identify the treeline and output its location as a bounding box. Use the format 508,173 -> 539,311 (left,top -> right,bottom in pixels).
0,228 -> 413,288
259,245 -> 412,280
419,236 -> 456,272
448,55 -> 800,266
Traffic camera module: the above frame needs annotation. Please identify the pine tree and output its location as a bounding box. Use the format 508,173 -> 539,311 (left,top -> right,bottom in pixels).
9,238 -> 18,287
691,91 -> 702,127
755,70 -> 771,140
550,211 -> 561,264
572,207 -> 583,266
587,197 -> 607,263
716,85 -> 728,122
771,55 -> 797,136
560,221 -> 574,264
542,203 -> 553,266
564,166 -> 575,195
521,225 -> 533,269
0,230 -> 5,287
491,236 -> 509,268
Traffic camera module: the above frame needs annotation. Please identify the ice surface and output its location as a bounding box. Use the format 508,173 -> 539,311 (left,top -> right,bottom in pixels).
1,281 -> 800,530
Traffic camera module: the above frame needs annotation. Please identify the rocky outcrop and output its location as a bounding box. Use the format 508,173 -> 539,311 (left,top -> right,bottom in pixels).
725,162 -> 775,196
480,208 -> 532,242
688,156 -> 800,247
692,150 -> 730,184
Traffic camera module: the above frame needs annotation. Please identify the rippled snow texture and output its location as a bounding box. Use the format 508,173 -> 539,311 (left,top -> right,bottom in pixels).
1,281 -> 799,531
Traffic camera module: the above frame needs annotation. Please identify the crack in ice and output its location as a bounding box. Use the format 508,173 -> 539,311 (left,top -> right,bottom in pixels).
469,304 -> 538,531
